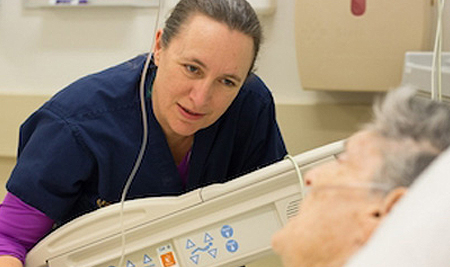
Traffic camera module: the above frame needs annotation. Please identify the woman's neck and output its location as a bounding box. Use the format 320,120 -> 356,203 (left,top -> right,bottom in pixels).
166,134 -> 194,165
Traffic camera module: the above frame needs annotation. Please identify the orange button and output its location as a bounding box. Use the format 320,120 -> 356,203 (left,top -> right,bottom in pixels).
160,252 -> 176,267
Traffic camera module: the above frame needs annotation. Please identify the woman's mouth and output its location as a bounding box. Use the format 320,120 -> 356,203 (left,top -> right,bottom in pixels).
178,104 -> 205,120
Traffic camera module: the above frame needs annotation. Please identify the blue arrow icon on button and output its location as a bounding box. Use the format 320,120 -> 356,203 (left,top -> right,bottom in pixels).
190,255 -> 200,265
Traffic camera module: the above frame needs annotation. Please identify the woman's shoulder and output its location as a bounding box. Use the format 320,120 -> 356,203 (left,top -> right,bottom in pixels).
42,55 -> 148,120
238,73 -> 274,106
230,73 -> 275,115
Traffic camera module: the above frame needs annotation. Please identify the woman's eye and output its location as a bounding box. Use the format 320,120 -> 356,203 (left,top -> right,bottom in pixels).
186,65 -> 199,74
222,79 -> 236,87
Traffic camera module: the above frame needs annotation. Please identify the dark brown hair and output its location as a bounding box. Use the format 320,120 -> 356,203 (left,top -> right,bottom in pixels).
161,0 -> 263,73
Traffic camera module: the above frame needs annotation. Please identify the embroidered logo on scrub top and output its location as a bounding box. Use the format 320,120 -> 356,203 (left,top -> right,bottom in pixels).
96,198 -> 111,208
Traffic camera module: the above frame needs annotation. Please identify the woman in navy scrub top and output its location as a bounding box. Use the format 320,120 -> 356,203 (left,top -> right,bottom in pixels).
0,0 -> 287,266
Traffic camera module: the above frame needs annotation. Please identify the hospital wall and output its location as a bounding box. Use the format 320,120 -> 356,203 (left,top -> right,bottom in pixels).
0,0 -> 449,265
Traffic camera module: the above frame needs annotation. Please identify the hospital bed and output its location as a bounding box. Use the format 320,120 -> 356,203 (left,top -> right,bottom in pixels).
25,140 -> 344,267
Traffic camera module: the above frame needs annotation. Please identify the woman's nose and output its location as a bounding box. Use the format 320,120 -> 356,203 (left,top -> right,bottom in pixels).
189,80 -> 214,107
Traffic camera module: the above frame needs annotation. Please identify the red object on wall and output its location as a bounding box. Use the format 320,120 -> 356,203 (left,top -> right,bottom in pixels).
351,0 -> 366,16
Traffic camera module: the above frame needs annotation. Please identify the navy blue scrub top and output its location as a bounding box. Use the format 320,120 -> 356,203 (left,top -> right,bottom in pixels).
6,55 -> 287,226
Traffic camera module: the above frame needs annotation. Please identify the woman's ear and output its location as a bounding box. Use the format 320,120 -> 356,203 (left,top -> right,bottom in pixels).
153,29 -> 164,66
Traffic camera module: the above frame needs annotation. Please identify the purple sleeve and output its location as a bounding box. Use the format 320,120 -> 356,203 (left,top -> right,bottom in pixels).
0,192 -> 54,264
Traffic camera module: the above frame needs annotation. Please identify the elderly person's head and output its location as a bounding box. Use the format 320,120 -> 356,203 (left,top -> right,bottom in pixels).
271,87 -> 450,267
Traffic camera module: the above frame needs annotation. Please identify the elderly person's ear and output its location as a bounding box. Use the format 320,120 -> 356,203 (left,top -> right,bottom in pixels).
365,187 -> 408,222
359,187 -> 408,245
379,187 -> 408,216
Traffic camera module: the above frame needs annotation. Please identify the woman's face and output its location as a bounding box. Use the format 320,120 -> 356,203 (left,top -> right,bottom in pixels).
152,13 -> 254,139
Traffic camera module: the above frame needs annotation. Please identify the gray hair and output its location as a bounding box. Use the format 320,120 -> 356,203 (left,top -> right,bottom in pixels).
365,86 -> 450,190
161,0 -> 263,73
